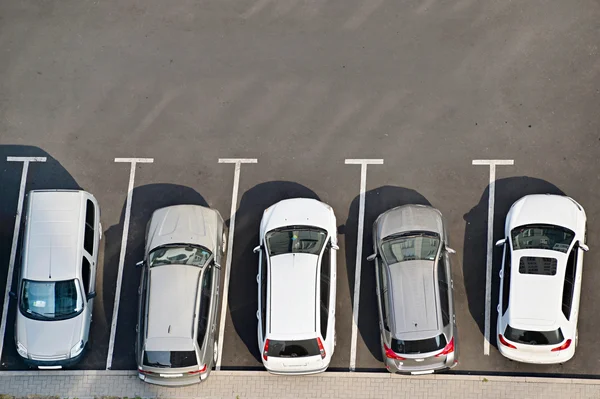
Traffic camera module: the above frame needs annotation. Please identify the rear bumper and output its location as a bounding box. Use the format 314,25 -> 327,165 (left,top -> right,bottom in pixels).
265,364 -> 329,375
384,352 -> 458,375
498,345 -> 575,364
138,370 -> 209,386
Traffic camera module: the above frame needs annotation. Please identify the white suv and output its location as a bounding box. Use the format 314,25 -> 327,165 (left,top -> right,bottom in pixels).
495,194 -> 587,364
254,198 -> 338,375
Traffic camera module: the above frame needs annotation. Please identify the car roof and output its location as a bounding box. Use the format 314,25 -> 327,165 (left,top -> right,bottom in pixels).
23,190 -> 88,281
146,264 -> 202,349
389,260 -> 441,339
146,205 -> 218,254
376,205 -> 444,240
268,253 -> 318,338
508,249 -> 568,329
507,194 -> 581,232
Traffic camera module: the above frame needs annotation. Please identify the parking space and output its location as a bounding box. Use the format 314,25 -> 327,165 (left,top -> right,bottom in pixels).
1,0 -> 599,377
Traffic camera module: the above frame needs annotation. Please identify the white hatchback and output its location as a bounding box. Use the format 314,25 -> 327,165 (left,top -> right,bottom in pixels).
254,198 -> 338,375
495,194 -> 588,364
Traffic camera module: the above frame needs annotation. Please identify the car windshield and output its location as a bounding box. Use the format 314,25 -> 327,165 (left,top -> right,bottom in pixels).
504,325 -> 564,345
143,350 -> 198,368
149,245 -> 212,268
266,227 -> 327,256
511,224 -> 575,254
381,232 -> 440,264
267,339 -> 321,358
391,334 -> 447,354
20,279 -> 84,321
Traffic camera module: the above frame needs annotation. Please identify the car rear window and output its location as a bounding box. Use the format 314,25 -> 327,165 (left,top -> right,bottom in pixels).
504,325 -> 564,345
267,339 -> 320,358
518,256 -> 557,276
143,350 -> 198,368
391,334 -> 447,354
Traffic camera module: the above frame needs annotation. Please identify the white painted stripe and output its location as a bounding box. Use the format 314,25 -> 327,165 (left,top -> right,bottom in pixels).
0,157 -> 46,361
218,158 -> 258,164
472,159 -> 514,356
346,159 -> 383,371
106,158 -> 154,370
345,159 -> 384,165
114,158 -> 154,163
216,158 -> 257,370
7,156 -> 47,162
472,160 -> 514,166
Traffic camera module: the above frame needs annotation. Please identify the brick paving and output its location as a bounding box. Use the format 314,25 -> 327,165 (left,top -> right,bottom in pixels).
1,370 -> 600,398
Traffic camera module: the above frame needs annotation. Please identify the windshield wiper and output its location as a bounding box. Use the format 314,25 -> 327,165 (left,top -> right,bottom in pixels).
145,362 -> 168,368
26,309 -> 53,319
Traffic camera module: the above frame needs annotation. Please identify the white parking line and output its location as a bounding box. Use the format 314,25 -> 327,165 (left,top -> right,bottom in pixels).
0,156 -> 46,361
472,159 -> 514,356
106,157 -> 154,370
345,158 -> 384,371
215,158 -> 258,370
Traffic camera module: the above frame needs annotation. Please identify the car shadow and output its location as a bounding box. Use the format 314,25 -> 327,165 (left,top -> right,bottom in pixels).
463,176 -> 565,349
106,183 -> 209,370
0,145 -> 80,370
343,186 -> 432,364
225,181 -> 320,366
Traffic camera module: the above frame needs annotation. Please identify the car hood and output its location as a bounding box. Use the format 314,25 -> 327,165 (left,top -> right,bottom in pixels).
376,205 -> 444,240
146,205 -> 218,254
506,195 -> 582,233
16,311 -> 83,357
260,198 -> 336,238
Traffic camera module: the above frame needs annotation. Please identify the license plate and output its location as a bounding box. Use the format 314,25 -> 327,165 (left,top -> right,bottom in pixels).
160,373 -> 183,378
411,370 -> 434,375
414,358 -> 425,362
38,366 -> 62,370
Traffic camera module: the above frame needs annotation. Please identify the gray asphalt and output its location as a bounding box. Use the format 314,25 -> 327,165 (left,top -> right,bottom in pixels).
0,0 -> 599,376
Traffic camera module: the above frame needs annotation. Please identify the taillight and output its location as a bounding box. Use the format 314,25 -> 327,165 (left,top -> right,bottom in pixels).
188,364 -> 208,374
435,337 -> 454,357
263,339 -> 269,361
383,343 -> 405,360
317,337 -> 326,359
498,334 -> 517,349
551,339 -> 572,352
138,367 -> 154,375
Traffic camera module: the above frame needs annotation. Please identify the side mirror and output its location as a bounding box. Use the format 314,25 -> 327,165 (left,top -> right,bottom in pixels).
366,254 -> 377,262
331,244 -> 340,251
214,262 -> 222,270
9,291 -> 16,300
136,260 -> 145,268
253,245 -> 261,254
580,243 -> 589,252
446,247 -> 456,254
495,238 -> 506,247
86,292 -> 97,300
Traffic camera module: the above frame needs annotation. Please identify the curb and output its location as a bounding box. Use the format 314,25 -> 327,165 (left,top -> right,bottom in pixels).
1,370 -> 600,385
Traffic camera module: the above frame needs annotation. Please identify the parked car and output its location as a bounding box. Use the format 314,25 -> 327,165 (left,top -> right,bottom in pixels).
366,204 -> 458,374
495,194 -> 587,364
13,190 -> 101,368
135,205 -> 226,386
255,198 -> 338,375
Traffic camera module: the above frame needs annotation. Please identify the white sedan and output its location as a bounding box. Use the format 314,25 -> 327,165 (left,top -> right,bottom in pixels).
254,198 -> 338,375
495,194 -> 588,364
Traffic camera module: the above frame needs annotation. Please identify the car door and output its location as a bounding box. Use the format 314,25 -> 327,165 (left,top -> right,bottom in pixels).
374,258 -> 391,337
136,265 -> 148,363
257,248 -> 268,351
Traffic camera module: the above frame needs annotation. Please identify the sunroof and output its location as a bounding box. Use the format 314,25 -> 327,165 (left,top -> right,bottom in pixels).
518,256 -> 557,276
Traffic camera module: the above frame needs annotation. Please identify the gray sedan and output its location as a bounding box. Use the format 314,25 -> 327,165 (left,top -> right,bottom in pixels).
367,204 -> 459,374
135,205 -> 226,386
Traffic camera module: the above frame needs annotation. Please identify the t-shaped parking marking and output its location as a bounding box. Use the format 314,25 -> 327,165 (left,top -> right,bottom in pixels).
215,158 -> 258,370
106,157 -> 154,370
345,158 -> 384,371
472,159 -> 514,356
0,156 -> 47,362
